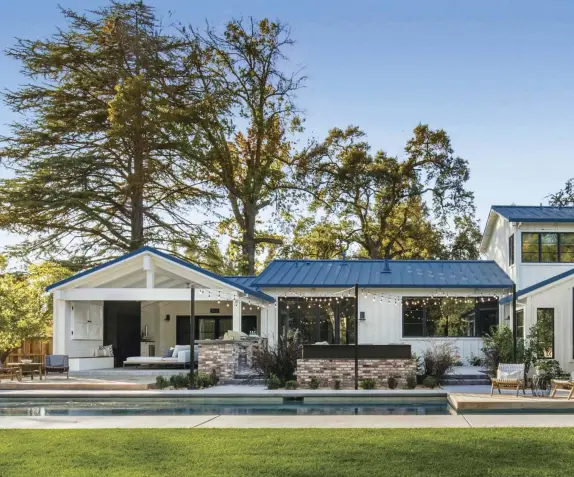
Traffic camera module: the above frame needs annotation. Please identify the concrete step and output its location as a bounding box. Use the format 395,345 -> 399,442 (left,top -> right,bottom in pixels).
224,378 -> 265,385
441,378 -> 491,386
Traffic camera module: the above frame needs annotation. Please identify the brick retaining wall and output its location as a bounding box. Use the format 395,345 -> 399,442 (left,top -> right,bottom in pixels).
296,358 -> 417,389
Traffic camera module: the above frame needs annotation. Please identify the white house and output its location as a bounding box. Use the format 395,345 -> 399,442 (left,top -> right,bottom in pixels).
482,205 -> 574,371
46,205 -> 574,373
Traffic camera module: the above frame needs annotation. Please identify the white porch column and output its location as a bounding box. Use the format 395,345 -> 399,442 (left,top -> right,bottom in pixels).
232,299 -> 242,332
52,297 -> 68,354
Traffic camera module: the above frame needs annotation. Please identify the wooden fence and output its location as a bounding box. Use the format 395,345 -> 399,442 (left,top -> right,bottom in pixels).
4,338 -> 52,365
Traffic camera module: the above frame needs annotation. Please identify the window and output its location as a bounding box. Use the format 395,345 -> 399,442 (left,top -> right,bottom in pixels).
522,233 -> 540,262
561,233 -> 574,262
402,297 -> 498,338
278,297 -> 355,344
509,234 -> 515,266
536,308 -> 554,359
521,232 -> 574,262
516,309 -> 524,339
541,233 -> 558,262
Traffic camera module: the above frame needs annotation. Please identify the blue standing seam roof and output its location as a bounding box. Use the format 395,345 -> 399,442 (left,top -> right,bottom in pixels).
499,267 -> 574,305
45,247 -> 275,303
225,276 -> 259,289
492,205 -> 574,222
251,259 -> 514,289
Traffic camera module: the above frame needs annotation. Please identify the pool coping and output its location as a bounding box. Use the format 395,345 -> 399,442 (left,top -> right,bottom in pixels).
0,389 -> 448,399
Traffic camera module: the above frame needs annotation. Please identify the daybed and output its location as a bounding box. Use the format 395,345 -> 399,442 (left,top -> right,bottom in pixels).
123,345 -> 196,368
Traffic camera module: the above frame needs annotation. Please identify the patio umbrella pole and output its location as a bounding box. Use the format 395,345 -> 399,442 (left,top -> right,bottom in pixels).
354,282 -> 359,390
189,284 -> 196,389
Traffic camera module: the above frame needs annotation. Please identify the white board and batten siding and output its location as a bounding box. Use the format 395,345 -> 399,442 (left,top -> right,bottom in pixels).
263,287 -> 486,361
517,280 -> 574,373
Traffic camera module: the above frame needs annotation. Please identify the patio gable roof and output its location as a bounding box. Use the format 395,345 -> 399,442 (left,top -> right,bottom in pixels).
46,247 -> 274,303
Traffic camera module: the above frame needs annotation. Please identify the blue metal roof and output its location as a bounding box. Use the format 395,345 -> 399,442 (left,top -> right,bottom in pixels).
499,267 -> 574,304
492,205 -> 574,222
46,247 -> 274,302
252,259 -> 514,289
225,276 -> 259,289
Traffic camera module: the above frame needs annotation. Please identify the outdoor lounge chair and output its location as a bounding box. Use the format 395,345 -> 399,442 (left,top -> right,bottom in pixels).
0,362 -> 22,382
44,355 -> 69,379
490,363 -> 526,396
550,372 -> 574,400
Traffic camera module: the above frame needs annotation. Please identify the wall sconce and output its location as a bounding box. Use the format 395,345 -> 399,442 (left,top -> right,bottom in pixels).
165,314 -> 171,322
505,315 -> 510,321
359,311 -> 366,321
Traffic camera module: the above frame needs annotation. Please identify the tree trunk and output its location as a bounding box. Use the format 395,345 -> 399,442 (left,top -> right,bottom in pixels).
130,153 -> 145,251
130,80 -> 145,251
241,203 -> 258,275
0,348 -> 15,365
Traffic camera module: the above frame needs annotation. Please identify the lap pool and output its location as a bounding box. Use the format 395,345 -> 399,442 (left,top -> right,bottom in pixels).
0,398 -> 451,416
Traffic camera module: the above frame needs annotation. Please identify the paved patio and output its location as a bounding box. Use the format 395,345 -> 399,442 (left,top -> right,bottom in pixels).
2,413 -> 574,429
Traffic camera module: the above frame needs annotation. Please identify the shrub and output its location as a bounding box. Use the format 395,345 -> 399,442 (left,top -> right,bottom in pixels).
467,353 -> 484,367
534,359 -> 563,379
423,343 -> 458,381
169,373 -> 189,389
266,374 -> 281,390
405,374 -> 417,389
208,369 -> 219,387
252,336 -> 300,384
284,380 -> 298,390
309,377 -> 320,389
423,376 -> 438,389
359,378 -> 376,390
333,380 -> 341,390
480,323 -> 549,377
387,376 -> 398,390
155,376 -> 169,389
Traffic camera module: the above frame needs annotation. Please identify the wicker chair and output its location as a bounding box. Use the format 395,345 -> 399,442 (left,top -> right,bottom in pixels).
0,362 -> 22,382
490,363 -> 526,397
44,355 -> 69,379
551,372 -> 574,400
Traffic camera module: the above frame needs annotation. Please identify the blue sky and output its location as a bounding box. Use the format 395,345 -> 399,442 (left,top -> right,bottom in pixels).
1,0 -> 574,249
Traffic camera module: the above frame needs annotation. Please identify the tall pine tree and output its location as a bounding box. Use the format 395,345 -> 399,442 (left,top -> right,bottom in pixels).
0,2 -> 213,266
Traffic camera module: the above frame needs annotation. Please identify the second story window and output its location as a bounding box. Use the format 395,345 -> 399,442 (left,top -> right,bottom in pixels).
509,234 -> 514,265
521,232 -> 574,263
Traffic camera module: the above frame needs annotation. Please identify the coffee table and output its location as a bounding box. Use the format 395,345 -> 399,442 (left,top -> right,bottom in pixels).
7,362 -> 43,380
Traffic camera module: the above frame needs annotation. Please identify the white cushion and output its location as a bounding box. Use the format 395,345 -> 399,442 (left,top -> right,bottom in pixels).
172,345 -> 190,358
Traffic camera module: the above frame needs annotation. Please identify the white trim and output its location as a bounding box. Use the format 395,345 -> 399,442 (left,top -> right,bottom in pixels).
56,288 -> 239,302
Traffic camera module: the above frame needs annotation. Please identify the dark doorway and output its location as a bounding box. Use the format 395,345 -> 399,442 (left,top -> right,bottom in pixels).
103,301 -> 141,367
176,315 -> 257,343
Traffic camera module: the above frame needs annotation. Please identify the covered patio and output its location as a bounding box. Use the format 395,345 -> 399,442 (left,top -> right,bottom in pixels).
47,247 -> 274,371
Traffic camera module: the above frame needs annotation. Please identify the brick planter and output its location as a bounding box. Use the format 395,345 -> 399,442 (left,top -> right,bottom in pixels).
296,358 -> 417,389
198,339 -> 266,382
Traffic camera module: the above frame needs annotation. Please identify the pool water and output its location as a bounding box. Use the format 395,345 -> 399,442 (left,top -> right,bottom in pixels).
0,399 -> 451,416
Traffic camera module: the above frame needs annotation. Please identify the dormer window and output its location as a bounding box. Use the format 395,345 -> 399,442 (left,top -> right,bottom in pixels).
521,232 -> 574,262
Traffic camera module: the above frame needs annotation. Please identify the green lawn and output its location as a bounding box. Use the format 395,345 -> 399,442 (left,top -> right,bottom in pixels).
0,428 -> 571,477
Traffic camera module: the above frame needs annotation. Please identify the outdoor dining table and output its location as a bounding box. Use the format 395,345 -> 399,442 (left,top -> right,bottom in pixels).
7,362 -> 43,380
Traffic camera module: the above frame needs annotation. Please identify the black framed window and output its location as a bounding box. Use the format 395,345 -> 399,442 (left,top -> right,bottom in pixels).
522,233 -> 540,262
176,315 -> 257,342
278,297 -> 355,344
536,308 -> 554,359
521,232 -> 574,262
402,297 -> 498,338
516,309 -> 524,339
509,234 -> 515,266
